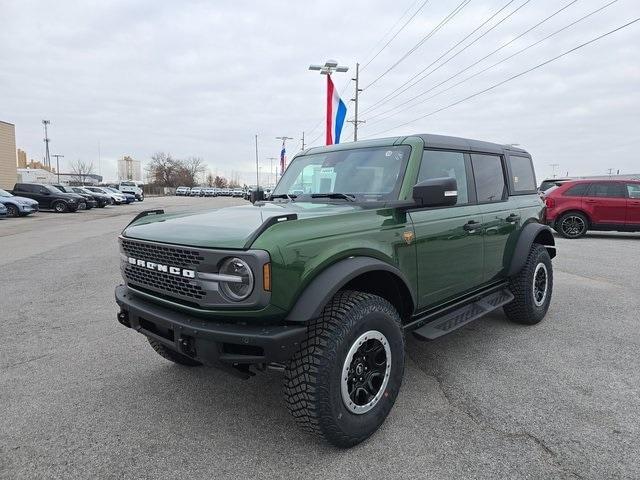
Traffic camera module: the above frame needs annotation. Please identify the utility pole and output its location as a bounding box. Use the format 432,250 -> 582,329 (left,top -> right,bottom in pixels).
42,120 -> 51,169
255,134 -> 259,191
549,163 -> 559,178
606,168 -> 615,176
275,136 -> 293,178
52,154 -> 64,183
301,131 -> 305,150
348,62 -> 365,141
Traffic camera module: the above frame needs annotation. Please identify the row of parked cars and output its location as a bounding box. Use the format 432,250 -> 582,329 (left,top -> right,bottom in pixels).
0,182 -> 144,218
175,186 -> 246,197
540,178 -> 640,238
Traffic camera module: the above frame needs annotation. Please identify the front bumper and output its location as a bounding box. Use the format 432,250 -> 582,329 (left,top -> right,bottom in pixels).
115,285 -> 306,366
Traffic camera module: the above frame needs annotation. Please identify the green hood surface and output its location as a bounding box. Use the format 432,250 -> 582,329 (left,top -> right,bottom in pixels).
122,202 -> 362,249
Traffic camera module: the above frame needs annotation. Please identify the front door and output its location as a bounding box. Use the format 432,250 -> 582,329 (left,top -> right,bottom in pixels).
582,182 -> 627,226
625,183 -> 640,226
410,149 -> 484,309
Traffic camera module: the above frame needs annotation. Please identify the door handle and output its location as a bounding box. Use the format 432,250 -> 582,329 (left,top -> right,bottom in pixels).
463,220 -> 481,233
506,213 -> 521,223
585,199 -> 597,203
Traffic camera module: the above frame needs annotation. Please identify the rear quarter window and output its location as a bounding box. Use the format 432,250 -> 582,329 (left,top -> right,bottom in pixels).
507,155 -> 536,193
563,183 -> 590,197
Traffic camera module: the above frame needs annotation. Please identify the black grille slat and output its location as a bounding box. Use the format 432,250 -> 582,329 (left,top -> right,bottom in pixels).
121,239 -> 204,268
125,265 -> 205,299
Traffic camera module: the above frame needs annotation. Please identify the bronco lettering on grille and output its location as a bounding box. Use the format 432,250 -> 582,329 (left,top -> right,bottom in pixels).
128,257 -> 195,278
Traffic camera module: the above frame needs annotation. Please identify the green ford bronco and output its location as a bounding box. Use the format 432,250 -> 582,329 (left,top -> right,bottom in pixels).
115,134 -> 556,447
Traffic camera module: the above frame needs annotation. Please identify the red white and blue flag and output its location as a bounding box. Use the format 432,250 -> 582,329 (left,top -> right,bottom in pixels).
326,75 -> 347,146
280,140 -> 286,176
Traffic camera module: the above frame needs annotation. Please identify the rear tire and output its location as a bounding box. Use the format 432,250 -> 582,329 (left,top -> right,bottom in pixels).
53,201 -> 68,213
283,290 -> 404,448
556,211 -> 588,238
504,244 -> 553,325
146,338 -> 202,366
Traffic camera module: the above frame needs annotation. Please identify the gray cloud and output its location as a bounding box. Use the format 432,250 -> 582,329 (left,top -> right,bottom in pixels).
1,0 -> 638,183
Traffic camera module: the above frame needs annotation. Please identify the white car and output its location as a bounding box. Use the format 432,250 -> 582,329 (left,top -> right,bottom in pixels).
85,186 -> 127,205
175,186 -> 190,196
190,187 -> 204,197
118,181 -> 144,201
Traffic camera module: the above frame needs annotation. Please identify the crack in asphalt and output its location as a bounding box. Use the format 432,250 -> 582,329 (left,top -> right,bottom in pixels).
406,351 -> 586,480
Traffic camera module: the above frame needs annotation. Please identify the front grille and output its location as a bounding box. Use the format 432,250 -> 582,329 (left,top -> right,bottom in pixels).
121,239 -> 204,268
124,265 -> 205,300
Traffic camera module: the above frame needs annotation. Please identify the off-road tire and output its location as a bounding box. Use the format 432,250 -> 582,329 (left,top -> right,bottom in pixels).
53,201 -> 68,213
504,243 -> 553,325
556,211 -> 588,239
5,204 -> 19,217
283,290 -> 404,448
146,337 -> 202,366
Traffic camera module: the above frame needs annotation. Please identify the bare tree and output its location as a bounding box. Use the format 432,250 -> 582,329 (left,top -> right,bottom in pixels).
70,159 -> 95,184
206,172 -> 214,187
183,157 -> 207,186
213,175 -> 228,188
146,152 -> 180,187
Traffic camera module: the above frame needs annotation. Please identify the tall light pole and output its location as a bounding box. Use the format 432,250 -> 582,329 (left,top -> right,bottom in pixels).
309,60 -> 349,145
42,120 -> 51,169
275,136 -> 293,178
52,154 -> 64,183
268,157 -> 277,185
348,62 -> 365,141
549,163 -> 559,178
255,134 -> 259,191
300,131 -> 305,150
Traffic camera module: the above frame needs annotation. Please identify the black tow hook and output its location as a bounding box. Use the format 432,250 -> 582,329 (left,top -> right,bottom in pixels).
117,311 -> 131,328
179,335 -> 197,357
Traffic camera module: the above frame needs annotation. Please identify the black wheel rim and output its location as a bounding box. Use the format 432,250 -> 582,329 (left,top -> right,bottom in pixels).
533,263 -> 548,307
561,215 -> 585,237
341,330 -> 391,414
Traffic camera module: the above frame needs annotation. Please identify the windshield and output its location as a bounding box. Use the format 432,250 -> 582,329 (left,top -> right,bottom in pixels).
44,185 -> 66,193
0,188 -> 12,197
120,182 -> 135,186
272,146 -> 410,201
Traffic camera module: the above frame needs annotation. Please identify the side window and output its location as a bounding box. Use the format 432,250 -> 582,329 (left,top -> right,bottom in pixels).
587,183 -> 625,198
418,150 -> 469,205
471,154 -> 507,203
38,186 -> 49,194
508,155 -> 536,192
626,184 -> 640,199
564,183 -> 590,197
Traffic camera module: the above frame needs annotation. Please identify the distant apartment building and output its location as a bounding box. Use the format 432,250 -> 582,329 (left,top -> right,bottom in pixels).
117,155 -> 142,182
17,148 -> 27,168
0,120 -> 18,189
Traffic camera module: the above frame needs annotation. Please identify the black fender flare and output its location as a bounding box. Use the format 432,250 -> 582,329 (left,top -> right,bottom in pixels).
507,223 -> 556,277
285,256 -> 416,323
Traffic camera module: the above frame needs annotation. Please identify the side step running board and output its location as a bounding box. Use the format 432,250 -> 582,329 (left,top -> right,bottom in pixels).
412,288 -> 514,340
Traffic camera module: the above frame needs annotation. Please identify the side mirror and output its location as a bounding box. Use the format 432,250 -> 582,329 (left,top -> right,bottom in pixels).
412,177 -> 458,207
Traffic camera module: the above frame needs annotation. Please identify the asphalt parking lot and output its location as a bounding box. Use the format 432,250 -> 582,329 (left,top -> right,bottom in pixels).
1,196 -> 639,480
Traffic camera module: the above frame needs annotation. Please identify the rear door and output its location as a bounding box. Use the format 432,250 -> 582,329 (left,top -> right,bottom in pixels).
410,149 -> 484,308
582,182 -> 627,226
625,183 -> 640,226
470,153 -> 517,282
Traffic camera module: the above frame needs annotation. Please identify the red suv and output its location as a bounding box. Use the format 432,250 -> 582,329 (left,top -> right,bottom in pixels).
544,179 -> 640,238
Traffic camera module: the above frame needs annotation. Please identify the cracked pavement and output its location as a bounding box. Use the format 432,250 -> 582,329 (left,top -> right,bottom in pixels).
1,196 -> 639,479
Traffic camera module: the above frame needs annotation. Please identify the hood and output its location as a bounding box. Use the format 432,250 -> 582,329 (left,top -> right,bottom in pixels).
2,195 -> 38,205
123,201 -> 363,249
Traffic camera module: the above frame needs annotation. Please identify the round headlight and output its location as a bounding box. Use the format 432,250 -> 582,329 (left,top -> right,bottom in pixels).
219,257 -> 254,301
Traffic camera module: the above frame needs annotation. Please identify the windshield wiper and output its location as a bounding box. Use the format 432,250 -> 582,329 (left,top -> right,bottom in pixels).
270,194 -> 297,201
310,193 -> 356,202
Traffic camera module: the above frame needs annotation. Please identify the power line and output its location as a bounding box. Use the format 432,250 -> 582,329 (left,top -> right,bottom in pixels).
366,0 -> 618,127
363,0 -> 473,90
362,0 -> 526,115
361,0 -> 431,72
364,17 -> 640,138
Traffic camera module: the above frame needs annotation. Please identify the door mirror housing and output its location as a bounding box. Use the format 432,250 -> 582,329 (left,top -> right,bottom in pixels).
412,177 -> 458,207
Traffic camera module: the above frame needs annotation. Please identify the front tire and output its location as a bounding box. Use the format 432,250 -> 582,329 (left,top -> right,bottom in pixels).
504,244 -> 553,325
5,204 -> 19,217
284,290 -> 404,448
556,212 -> 588,238
146,338 -> 202,366
53,201 -> 68,213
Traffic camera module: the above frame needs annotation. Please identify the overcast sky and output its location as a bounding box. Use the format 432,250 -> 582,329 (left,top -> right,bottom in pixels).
1,0 -> 639,184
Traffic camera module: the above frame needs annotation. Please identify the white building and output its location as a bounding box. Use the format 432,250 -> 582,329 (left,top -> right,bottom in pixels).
16,168 -> 56,184
117,156 -> 142,182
